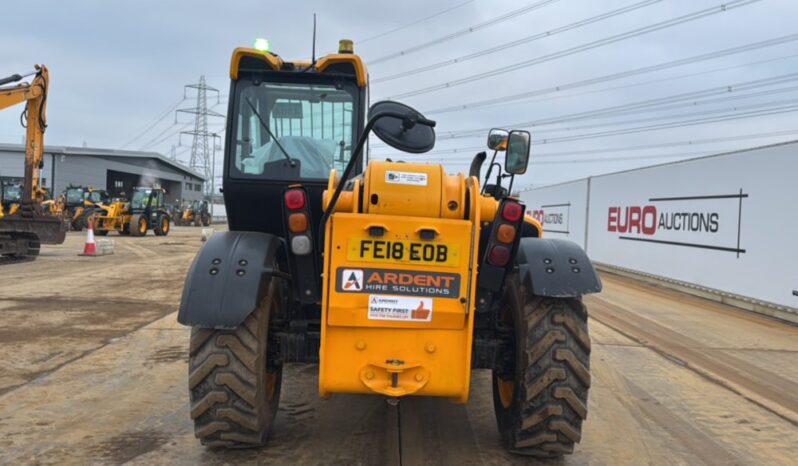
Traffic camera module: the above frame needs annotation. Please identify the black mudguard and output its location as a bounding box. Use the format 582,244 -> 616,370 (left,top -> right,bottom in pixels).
517,238 -> 602,297
178,231 -> 283,328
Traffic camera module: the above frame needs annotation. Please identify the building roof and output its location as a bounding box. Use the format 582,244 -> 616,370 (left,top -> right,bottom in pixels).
0,143 -> 207,181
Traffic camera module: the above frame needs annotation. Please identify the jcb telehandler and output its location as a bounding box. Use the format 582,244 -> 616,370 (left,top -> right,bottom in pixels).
91,186 -> 170,236
178,41 -> 601,457
177,199 -> 211,227
63,185 -> 108,231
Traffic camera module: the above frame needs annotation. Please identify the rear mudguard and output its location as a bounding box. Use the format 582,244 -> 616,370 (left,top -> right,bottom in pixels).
517,238 -> 602,297
178,231 -> 284,328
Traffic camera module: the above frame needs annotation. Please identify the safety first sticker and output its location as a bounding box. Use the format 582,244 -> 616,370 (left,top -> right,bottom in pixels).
385,170 -> 428,186
368,295 -> 433,322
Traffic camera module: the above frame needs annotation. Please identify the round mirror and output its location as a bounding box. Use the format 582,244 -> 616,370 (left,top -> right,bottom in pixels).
370,101 -> 435,154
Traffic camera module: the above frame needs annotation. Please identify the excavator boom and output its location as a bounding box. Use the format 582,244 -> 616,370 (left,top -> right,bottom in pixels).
0,65 -> 67,258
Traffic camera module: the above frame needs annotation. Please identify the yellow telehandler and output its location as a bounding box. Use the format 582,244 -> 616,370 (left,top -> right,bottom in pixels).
178,40 -> 601,457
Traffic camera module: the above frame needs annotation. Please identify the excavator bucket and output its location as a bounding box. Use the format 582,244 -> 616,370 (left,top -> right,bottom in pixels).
0,211 -> 67,256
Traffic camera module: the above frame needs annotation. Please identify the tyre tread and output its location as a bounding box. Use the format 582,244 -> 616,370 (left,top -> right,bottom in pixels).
493,277 -> 591,458
187,279 -> 282,448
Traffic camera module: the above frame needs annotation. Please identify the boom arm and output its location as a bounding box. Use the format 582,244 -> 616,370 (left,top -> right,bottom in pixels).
0,65 -> 49,211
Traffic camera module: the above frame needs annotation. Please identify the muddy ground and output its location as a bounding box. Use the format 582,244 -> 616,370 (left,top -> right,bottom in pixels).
0,227 -> 796,465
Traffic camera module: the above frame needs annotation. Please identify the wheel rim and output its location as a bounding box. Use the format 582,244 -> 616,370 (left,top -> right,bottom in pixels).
162,218 -> 169,233
139,218 -> 146,234
497,378 -> 514,408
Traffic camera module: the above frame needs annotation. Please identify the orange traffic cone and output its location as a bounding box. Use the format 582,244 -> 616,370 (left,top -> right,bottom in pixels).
80,219 -> 97,256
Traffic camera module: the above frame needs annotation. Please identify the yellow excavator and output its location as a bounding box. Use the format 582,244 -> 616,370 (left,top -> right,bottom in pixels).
0,65 -> 67,257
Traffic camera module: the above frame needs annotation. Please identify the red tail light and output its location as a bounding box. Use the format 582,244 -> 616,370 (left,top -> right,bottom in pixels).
488,245 -> 510,267
285,189 -> 306,210
501,202 -> 523,222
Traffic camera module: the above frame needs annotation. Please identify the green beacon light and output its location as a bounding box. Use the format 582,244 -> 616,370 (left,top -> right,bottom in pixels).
253,38 -> 270,53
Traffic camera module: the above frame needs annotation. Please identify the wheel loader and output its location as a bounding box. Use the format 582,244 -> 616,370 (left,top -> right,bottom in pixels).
178,40 -> 601,457
91,186 -> 170,236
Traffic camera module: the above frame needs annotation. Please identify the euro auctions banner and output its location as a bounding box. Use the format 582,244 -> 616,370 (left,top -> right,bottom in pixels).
605,191 -> 745,256
587,142 -> 798,309
520,179 -> 589,249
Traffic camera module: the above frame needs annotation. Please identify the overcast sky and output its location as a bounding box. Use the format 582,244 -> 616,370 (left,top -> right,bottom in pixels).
2,0 -> 797,189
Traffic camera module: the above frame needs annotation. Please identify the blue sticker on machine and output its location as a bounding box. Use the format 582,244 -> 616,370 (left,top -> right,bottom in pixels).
336,267 -> 461,298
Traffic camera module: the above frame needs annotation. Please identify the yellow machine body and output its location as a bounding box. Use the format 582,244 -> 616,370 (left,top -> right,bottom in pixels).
320,161 -> 491,403
93,201 -> 130,232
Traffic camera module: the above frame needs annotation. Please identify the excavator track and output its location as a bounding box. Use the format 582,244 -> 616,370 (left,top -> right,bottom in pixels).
0,213 -> 66,258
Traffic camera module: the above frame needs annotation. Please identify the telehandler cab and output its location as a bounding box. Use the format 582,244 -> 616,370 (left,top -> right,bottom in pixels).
179,40 -> 601,457
63,185 -> 108,231
91,186 -> 170,236
0,183 -> 22,217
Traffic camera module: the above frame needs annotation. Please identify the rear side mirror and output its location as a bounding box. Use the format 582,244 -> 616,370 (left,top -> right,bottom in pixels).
370,101 -> 436,154
505,130 -> 531,175
487,128 -> 509,151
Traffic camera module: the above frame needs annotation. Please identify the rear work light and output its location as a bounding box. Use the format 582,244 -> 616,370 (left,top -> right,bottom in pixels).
501,202 -> 523,222
488,245 -> 510,267
284,189 -> 306,210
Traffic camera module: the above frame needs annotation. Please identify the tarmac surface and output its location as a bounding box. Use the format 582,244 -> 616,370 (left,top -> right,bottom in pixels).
0,226 -> 796,465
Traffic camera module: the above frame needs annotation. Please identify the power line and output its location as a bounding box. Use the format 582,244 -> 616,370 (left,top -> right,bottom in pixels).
455,149 -> 718,165
421,33 -> 798,115
119,97 -> 185,149
530,96 -> 798,136
399,129 -> 798,159
434,72 -> 798,139
374,74 -> 798,150
387,0 -> 761,99
374,105 -> 798,156
531,103 -> 798,145
369,0 -> 561,65
356,0 -> 476,46
373,0 -> 663,83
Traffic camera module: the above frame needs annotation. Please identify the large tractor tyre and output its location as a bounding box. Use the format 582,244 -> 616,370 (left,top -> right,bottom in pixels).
193,216 -> 202,227
95,229 -> 109,236
74,210 -> 91,232
130,214 -> 148,237
188,278 -> 283,448
154,215 -> 170,236
201,213 -> 211,227
492,274 -> 591,457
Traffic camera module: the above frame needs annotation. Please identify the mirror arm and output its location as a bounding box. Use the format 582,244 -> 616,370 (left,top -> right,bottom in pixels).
319,111 -> 403,250
507,174 -> 515,197
319,110 -> 435,251
481,150 -> 499,194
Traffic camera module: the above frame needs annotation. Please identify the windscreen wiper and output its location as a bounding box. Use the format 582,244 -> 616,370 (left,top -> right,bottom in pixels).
245,98 -> 296,166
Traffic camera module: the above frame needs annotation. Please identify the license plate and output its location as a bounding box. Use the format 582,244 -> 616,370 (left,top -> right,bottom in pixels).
347,238 -> 460,266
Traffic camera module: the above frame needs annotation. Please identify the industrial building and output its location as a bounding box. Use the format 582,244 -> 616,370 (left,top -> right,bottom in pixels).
0,143 -> 206,205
